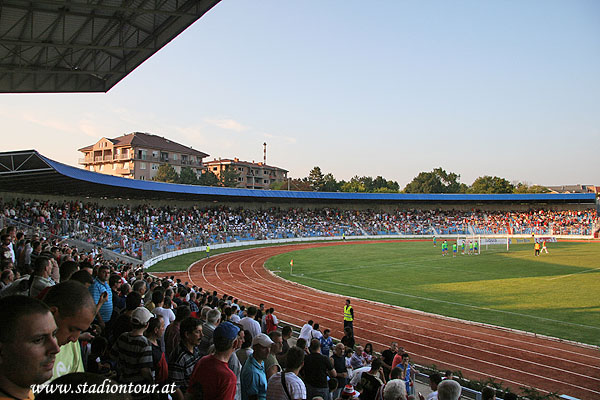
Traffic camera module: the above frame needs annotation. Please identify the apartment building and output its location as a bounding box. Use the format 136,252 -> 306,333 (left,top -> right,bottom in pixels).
204,158 -> 288,189
78,132 -> 209,180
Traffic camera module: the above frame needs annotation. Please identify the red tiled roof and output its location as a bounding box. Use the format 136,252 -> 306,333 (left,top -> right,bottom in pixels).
204,158 -> 288,172
79,132 -> 209,158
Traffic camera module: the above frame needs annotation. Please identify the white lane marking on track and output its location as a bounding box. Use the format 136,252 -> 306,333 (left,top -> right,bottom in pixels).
185,248 -> 600,396
292,274 -> 600,330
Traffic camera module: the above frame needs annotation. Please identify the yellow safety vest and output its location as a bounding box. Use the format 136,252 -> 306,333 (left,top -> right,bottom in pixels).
344,305 -> 353,321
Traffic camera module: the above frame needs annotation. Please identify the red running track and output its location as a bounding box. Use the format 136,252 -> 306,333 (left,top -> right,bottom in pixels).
156,242 -> 600,399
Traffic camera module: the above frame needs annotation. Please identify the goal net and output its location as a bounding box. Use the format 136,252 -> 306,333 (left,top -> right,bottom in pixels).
456,235 -> 511,254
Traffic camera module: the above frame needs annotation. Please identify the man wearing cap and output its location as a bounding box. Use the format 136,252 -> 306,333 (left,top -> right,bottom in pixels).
241,333 -> 273,400
110,307 -> 154,398
186,321 -> 241,400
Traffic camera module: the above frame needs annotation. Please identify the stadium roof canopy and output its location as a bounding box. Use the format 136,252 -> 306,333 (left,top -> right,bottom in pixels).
0,150 -> 597,206
0,0 -> 220,93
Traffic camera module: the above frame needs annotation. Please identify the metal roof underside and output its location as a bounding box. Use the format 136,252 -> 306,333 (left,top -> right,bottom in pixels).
0,150 -> 597,205
0,0 -> 220,93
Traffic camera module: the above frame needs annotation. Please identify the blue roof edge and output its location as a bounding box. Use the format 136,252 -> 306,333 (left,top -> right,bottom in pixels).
38,152 -> 596,202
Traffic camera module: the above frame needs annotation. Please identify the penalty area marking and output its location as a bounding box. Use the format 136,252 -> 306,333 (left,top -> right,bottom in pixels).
292,275 -> 600,331
547,266 -> 600,280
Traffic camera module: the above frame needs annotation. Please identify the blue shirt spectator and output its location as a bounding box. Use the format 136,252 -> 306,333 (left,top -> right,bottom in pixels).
241,354 -> 267,400
89,266 -> 113,323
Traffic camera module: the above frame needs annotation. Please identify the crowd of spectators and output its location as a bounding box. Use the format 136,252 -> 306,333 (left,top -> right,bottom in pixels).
0,206 -> 537,400
2,198 -> 597,260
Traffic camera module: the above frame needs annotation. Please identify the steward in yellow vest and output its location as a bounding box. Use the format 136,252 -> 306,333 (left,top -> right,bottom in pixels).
344,299 -> 354,332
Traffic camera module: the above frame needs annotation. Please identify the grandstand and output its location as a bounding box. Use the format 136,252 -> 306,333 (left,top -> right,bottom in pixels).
1,149 -> 599,399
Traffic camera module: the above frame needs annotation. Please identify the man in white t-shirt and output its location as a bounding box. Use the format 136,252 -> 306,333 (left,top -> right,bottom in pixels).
298,320 -> 314,341
240,305 -> 261,339
153,294 -> 176,329
266,346 -> 306,400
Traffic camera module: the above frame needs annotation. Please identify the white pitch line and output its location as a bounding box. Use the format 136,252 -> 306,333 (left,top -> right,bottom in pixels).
547,266 -> 600,280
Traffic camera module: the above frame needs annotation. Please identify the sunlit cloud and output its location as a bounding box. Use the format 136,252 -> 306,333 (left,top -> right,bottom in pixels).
204,118 -> 249,132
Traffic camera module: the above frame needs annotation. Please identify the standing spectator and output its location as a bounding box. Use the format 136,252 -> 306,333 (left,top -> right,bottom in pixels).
265,331 -> 283,380
330,343 -> 349,399
42,281 -> 96,381
29,257 -> 56,298
256,303 -> 265,325
302,338 -> 337,400
241,333 -> 273,400
198,308 -> 221,356
341,327 -> 355,349
110,307 -> 154,399
89,265 -> 112,328
236,329 -> 254,368
277,325 -> 292,366
426,372 -> 442,400
164,305 -> 191,362
437,379 -> 461,400
109,274 -> 125,314
397,353 -> 418,396
187,321 -> 241,400
169,317 -> 202,395
145,315 -> 169,395
110,291 -> 142,346
359,358 -> 385,400
240,306 -> 262,340
265,308 -> 278,334
266,346 -> 306,400
381,342 -> 399,381
0,296 -> 60,400
311,323 -> 323,340
298,320 -> 314,341
319,329 -> 333,356
153,293 -> 176,330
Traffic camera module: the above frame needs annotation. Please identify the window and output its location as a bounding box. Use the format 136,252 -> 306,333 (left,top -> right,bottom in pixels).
160,152 -> 169,162
152,151 -> 159,159
139,175 -> 146,180
172,154 -> 178,161
138,149 -> 147,160
152,164 -> 158,170
140,162 -> 146,170
238,177 -> 244,182
213,167 -> 218,171
124,163 -> 130,170
264,179 -> 268,184
99,165 -> 104,171
112,163 -> 117,170
238,167 -> 243,172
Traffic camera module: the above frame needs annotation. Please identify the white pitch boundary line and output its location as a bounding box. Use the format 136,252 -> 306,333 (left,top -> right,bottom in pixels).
209,252 -> 600,396
547,266 -> 600,280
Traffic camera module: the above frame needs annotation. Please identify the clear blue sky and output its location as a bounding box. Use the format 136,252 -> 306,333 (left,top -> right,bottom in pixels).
2,0 -> 598,187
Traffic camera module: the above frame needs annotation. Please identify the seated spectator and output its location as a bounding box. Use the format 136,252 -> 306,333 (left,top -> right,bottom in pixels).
481,386 -> 496,400
350,345 -> 367,369
363,343 -> 374,363
360,358 -> 385,400
426,372 -> 442,400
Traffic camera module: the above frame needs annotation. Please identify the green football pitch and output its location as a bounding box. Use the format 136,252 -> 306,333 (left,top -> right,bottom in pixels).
265,240 -> 600,346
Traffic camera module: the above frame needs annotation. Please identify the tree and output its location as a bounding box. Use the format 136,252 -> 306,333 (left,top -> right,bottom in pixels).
153,164 -> 179,183
403,168 -> 466,193
220,165 -> 241,188
307,166 -> 326,191
198,170 -> 220,186
514,182 -> 549,193
322,173 -> 340,192
340,176 -> 367,192
288,178 -> 312,191
468,176 -> 514,194
179,167 -> 199,185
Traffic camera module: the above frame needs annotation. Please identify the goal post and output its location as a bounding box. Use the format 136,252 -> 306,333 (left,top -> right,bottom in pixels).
457,235 -> 509,253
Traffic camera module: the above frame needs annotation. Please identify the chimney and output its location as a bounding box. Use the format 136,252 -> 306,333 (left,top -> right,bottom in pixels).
263,142 -> 267,165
